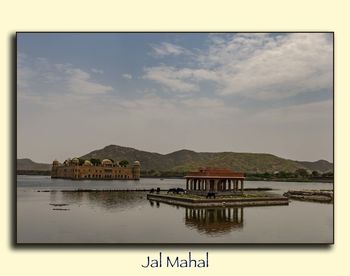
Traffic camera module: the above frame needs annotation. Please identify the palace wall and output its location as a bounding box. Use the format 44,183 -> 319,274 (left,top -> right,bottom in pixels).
51,161 -> 141,180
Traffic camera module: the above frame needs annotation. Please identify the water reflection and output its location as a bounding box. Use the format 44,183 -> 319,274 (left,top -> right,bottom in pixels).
59,191 -> 85,204
148,199 -> 245,236
58,191 -> 145,210
184,207 -> 244,236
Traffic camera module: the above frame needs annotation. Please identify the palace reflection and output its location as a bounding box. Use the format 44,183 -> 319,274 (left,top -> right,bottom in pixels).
184,207 -> 244,235
57,191 -> 145,210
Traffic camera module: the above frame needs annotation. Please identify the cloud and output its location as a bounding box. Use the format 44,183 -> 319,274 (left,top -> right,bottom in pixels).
91,68 -> 104,74
18,54 -> 113,100
143,66 -> 200,92
182,97 -> 225,108
122,73 -> 133,80
65,68 -> 113,95
150,42 -> 190,57
144,33 -> 333,100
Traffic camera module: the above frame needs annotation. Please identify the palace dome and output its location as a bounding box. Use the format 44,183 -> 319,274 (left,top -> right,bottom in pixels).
71,157 -> 79,165
84,160 -> 92,166
53,160 -> 59,165
102,159 -> 113,166
133,161 -> 140,166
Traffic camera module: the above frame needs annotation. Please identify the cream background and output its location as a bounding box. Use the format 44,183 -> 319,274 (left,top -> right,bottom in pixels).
0,0 -> 348,275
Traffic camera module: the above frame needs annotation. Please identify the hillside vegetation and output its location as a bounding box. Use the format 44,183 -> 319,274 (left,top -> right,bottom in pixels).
80,145 -> 333,174
17,145 -> 333,175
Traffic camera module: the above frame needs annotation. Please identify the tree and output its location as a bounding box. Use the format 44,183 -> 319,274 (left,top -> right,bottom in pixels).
78,158 -> 85,166
277,171 -> 288,178
262,172 -> 271,178
322,171 -> 334,178
311,170 -> 320,177
119,160 -> 129,167
295,168 -> 309,178
90,158 -> 101,166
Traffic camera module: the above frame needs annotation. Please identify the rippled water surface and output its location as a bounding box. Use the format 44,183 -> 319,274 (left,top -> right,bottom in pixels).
17,175 -> 333,243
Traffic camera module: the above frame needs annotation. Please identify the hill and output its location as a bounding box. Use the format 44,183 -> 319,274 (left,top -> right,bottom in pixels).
17,158 -> 51,171
80,145 -> 333,173
17,145 -> 333,174
297,160 -> 333,173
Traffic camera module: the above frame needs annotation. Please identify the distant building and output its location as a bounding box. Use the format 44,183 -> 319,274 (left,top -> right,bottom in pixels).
51,158 -> 140,180
185,167 -> 245,192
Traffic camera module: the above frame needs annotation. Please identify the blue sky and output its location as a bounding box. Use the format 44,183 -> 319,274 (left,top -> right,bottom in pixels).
17,33 -> 333,163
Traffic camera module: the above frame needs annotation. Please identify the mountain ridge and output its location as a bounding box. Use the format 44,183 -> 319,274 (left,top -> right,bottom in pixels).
17,145 -> 333,173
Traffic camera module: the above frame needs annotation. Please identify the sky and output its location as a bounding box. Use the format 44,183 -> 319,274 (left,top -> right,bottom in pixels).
17,33 -> 333,163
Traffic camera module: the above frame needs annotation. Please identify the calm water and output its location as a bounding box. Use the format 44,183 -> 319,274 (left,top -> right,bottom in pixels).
17,175 -> 333,243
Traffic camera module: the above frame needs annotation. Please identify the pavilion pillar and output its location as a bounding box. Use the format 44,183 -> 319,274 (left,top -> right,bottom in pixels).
186,179 -> 189,190
241,179 -> 244,193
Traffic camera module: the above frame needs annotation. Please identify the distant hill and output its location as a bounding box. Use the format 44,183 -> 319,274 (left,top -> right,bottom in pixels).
297,160 -> 333,173
17,145 -> 333,174
80,145 -> 333,173
17,158 -> 51,171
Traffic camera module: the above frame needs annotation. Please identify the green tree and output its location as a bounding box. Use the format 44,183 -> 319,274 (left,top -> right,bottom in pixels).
78,158 -> 85,166
262,172 -> 271,178
311,170 -> 320,177
295,168 -> 309,178
277,171 -> 288,178
90,158 -> 101,166
322,172 -> 334,178
119,160 -> 129,167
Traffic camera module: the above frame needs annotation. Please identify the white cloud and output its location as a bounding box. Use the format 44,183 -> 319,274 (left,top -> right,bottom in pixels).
182,97 -> 225,108
65,68 -> 113,95
18,55 -> 113,99
91,68 -> 104,74
143,65 -> 220,92
143,66 -> 200,92
122,73 -> 133,80
144,33 -> 333,100
150,42 -> 190,57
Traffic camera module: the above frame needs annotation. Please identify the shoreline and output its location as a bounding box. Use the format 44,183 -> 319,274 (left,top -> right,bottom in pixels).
17,172 -> 334,183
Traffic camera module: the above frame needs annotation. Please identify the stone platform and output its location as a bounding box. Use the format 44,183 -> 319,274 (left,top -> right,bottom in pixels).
147,193 -> 289,207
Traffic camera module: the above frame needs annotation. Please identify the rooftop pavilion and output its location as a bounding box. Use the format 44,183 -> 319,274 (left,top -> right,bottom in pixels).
185,168 -> 245,193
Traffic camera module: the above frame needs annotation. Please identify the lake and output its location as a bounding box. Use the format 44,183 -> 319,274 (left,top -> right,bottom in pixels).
17,175 -> 333,244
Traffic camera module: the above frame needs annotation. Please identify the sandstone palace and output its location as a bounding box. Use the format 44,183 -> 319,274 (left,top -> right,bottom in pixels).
51,158 -> 140,180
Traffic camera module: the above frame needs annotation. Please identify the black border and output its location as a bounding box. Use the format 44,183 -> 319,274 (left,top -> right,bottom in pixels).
12,31 -> 335,248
